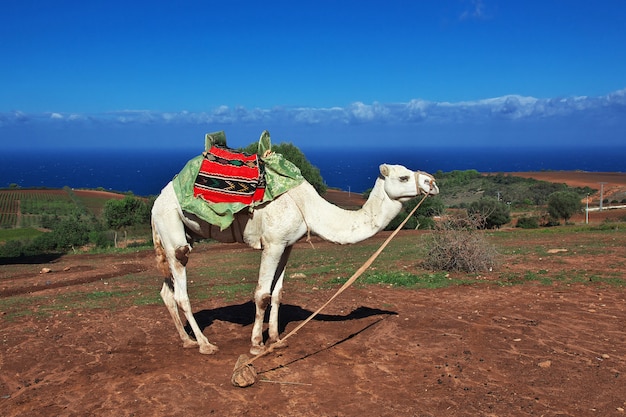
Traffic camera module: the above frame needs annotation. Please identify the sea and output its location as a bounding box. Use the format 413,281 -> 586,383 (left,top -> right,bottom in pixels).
1,146 -> 624,196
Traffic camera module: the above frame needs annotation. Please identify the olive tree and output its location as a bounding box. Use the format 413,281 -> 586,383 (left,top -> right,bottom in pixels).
241,142 -> 326,194
103,195 -> 150,247
547,191 -> 582,224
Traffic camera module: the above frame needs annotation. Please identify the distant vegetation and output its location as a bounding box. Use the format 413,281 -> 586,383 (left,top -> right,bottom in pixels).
239,141 -> 327,194
0,143 -> 606,262
366,169 -> 594,232
1,140 -> 330,259
0,187 -> 152,259
434,170 -> 595,208
430,170 -> 595,229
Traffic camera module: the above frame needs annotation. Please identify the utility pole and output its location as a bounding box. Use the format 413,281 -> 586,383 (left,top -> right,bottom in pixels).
599,182 -> 607,210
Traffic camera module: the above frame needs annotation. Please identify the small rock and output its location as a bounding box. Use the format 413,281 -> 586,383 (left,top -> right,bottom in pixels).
601,353 -> 610,359
63,266 -> 71,271
289,272 -> 307,279
547,248 -> 568,254
538,360 -> 552,368
40,268 -> 52,274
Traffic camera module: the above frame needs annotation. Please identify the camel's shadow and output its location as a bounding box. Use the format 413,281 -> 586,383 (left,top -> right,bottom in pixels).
189,302 -> 397,337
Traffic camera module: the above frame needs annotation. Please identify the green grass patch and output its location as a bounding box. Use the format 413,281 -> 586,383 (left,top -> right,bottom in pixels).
1,288 -> 153,320
133,292 -> 163,306
207,282 -> 256,301
0,272 -> 163,320
1,223 -> 624,321
0,295 -> 48,321
0,227 -> 44,242
593,276 -> 626,287
329,270 -> 464,289
496,269 -> 625,287
497,270 -> 553,286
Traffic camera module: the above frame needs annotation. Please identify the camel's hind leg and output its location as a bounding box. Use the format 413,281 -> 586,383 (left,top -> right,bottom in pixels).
152,205 -> 218,355
159,276 -> 197,349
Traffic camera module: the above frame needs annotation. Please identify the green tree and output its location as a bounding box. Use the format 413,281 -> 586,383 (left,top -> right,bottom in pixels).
528,182 -> 567,205
468,197 -> 511,229
241,142 -> 326,194
547,191 -> 582,224
30,215 -> 93,253
103,195 -> 150,247
50,217 -> 92,252
516,216 -> 540,229
437,169 -> 481,187
0,240 -> 25,257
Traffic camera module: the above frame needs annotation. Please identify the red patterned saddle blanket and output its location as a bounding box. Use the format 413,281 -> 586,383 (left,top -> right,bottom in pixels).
193,146 -> 266,205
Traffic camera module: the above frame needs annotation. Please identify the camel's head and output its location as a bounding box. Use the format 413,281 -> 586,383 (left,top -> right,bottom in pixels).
379,164 -> 439,201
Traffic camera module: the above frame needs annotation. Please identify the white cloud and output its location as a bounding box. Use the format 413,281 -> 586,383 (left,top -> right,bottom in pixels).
460,0 -> 489,21
606,87 -> 626,105
1,88 -> 625,132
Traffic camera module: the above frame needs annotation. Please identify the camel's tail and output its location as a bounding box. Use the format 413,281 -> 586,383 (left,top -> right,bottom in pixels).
151,218 -> 171,278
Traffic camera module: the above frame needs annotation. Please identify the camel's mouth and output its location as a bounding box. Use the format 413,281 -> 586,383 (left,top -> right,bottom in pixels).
416,172 -> 439,196
427,180 -> 439,195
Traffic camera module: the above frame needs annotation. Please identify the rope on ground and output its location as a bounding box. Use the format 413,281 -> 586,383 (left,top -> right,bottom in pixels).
236,191 -> 431,370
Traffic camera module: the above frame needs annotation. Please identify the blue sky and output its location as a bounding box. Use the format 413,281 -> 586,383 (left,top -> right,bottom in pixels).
1,0 -> 625,151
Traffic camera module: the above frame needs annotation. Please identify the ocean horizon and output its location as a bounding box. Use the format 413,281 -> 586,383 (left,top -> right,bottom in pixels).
1,145 -> 624,196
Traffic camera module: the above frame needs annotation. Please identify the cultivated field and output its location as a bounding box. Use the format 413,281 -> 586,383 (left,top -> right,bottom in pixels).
0,188 -> 125,229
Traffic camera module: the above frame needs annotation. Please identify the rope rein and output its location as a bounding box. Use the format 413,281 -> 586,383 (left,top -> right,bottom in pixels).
239,180 -> 432,368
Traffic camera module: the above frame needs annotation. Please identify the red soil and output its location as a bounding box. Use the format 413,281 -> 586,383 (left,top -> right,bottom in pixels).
1,172 -> 625,416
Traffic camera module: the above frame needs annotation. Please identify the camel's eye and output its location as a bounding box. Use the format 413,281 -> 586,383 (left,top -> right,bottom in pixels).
399,175 -> 410,183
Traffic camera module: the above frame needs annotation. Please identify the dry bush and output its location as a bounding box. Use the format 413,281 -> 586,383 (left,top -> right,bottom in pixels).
423,212 -> 499,273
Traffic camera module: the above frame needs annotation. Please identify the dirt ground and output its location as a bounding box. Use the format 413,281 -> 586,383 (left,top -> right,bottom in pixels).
1,173 -> 625,417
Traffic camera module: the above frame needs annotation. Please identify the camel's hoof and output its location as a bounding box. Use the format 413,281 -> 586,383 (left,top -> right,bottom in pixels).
182,340 -> 199,349
199,343 -> 219,355
249,344 -> 266,356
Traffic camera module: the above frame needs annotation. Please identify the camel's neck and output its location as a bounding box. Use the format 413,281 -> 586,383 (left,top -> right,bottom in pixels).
295,178 -> 403,245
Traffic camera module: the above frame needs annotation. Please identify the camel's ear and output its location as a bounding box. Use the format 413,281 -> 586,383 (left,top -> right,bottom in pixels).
379,164 -> 390,177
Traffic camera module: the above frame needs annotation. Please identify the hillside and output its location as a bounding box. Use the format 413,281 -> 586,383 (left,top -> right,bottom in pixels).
508,171 -> 626,204
2,170 -> 626,230
0,188 -> 126,229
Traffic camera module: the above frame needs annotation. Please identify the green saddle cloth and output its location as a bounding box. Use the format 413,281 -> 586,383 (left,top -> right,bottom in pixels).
172,130 -> 305,230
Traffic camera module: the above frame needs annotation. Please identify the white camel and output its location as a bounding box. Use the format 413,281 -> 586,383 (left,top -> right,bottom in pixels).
151,163 -> 439,355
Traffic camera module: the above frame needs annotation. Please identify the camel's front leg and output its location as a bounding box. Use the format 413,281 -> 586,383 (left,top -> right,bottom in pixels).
267,245 -> 292,345
250,244 -> 291,355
